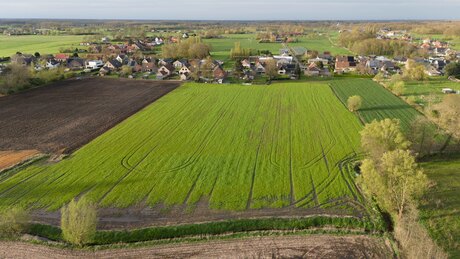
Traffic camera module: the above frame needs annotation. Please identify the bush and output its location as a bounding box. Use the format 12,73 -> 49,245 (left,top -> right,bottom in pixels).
0,207 -> 30,238
347,95 -> 362,112
61,198 -> 97,246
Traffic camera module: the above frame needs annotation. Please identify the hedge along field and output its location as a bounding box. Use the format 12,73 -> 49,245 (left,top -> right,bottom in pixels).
329,79 -> 421,130
0,82 -> 364,213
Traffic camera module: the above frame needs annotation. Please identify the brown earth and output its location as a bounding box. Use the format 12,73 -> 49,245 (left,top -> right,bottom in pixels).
31,197 -> 364,230
0,150 -> 41,171
0,77 -> 180,153
0,235 -> 394,258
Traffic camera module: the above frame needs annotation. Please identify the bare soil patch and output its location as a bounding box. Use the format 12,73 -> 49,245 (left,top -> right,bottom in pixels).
31,197 -> 364,230
0,235 -> 393,258
0,77 -> 180,153
0,150 -> 41,171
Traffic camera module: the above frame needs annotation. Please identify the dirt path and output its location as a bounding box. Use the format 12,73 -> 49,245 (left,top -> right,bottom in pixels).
0,235 -> 393,258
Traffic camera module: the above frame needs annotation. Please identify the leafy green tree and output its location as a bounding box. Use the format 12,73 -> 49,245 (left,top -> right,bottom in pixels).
430,94 -> 460,140
0,207 -> 30,238
408,116 -> 438,157
347,95 -> 362,112
445,62 -> 460,78
61,198 -> 97,246
360,119 -> 410,160
264,59 -> 278,80
120,65 -> 133,77
233,59 -> 244,79
391,81 -> 406,96
358,149 -> 428,219
404,60 -> 427,81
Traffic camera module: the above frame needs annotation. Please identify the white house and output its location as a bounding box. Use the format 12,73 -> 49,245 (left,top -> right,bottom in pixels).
46,60 -> 60,69
86,60 -> 104,69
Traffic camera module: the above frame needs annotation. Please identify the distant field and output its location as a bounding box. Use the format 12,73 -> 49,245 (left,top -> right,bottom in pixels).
0,35 -> 85,57
204,33 -> 351,67
330,79 -> 421,130
0,82 -> 364,214
420,156 -> 460,258
290,33 -> 352,56
405,77 -> 460,106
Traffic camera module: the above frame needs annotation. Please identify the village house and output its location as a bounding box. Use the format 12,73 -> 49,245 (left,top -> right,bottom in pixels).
86,60 -> 104,70
54,53 -> 69,62
66,58 -> 85,70
141,58 -> 157,73
46,59 -> 60,69
213,66 -> 227,83
104,59 -> 123,71
308,57 -> 329,66
179,65 -> 191,81
335,56 -> 356,73
304,62 -> 331,77
157,64 -> 175,80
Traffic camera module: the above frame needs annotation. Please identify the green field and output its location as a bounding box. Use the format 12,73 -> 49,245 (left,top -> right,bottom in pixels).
405,77 -> 460,106
330,79 -> 421,130
0,82 -> 364,213
0,35 -> 85,57
204,33 -> 351,67
420,156 -> 460,258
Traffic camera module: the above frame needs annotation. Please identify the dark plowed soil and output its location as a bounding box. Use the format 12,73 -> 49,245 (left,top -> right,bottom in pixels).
0,235 -> 394,258
0,78 -> 180,153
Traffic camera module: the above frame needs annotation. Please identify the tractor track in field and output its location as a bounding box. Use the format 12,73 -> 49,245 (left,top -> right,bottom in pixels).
246,121 -> 268,210
288,98 -> 295,205
102,95 -> 222,205
183,169 -> 205,205
140,91 -> 243,206
119,94 -> 198,172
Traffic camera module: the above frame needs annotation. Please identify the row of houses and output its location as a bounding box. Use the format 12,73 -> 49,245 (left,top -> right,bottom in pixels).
98,56 -> 227,82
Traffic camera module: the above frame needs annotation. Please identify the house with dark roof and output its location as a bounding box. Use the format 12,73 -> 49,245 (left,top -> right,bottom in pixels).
66,58 -> 86,70
104,59 -> 123,70
335,56 -> 356,73
157,64 -> 175,80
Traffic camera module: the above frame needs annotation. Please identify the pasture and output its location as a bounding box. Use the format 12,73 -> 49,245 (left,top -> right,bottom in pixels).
204,33 -> 351,67
330,79 -> 421,130
404,77 -> 460,106
0,82 -> 364,216
0,35 -> 85,57
420,156 -> 460,258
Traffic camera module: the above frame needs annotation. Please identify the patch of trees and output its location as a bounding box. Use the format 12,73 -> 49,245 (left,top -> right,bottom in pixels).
357,119 -> 447,258
230,42 -> 256,60
352,39 -> 419,57
445,62 -> 460,78
0,64 -> 74,94
161,37 -> 211,59
403,60 -> 427,81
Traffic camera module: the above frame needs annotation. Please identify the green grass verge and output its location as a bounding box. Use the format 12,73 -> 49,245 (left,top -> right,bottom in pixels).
28,216 -> 383,246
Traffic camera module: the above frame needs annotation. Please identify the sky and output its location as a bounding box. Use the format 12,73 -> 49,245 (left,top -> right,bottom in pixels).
0,0 -> 459,20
